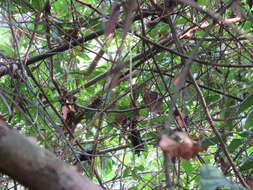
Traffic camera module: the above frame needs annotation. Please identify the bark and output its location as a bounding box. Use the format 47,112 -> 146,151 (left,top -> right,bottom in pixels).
0,122 -> 102,190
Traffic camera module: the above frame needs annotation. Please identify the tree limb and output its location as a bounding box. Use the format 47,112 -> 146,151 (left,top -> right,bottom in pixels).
0,122 -> 102,190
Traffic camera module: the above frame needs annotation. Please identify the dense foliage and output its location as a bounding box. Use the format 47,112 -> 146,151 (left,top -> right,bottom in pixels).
0,0 -> 253,189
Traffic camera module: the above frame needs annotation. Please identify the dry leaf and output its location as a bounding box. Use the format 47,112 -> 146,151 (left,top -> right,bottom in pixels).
143,91 -> 163,114
115,113 -> 127,124
173,109 -> 186,129
150,99 -> 163,114
159,131 -> 206,160
62,105 -> 71,121
61,105 -> 76,132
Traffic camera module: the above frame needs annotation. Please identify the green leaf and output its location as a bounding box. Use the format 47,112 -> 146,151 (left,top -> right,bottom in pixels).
227,139 -> 243,152
135,165 -> 145,171
201,133 -> 232,147
81,54 -> 90,61
224,99 -> 236,129
131,169 -> 138,179
181,160 -> 193,174
198,0 -> 207,6
176,17 -> 187,25
245,110 -> 253,128
249,14 -> 253,23
206,94 -> 220,105
103,158 -> 112,175
238,130 -> 252,137
238,94 -> 253,113
201,136 -> 219,146
200,165 -> 245,190
31,0 -> 44,10
123,167 -> 131,177
0,42 -> 15,56
240,157 -> 253,171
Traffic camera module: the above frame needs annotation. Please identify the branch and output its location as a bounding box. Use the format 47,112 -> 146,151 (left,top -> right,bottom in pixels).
180,17 -> 245,39
0,10 -> 156,78
76,0 -> 103,15
189,73 -> 249,189
0,121 -> 102,190
177,0 -> 252,42
83,38 -> 172,88
136,34 -> 253,68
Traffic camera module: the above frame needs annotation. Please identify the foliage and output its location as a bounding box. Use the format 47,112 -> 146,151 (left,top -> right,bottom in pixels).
200,165 -> 245,190
0,0 -> 253,189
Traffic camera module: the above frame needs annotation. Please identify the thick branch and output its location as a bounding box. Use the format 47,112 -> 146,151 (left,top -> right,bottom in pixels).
0,123 -> 102,190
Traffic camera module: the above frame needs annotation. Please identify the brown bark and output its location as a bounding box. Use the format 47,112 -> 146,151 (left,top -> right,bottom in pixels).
0,122 -> 102,190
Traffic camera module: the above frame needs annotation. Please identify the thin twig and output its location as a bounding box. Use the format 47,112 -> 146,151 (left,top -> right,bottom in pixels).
189,73 -> 249,189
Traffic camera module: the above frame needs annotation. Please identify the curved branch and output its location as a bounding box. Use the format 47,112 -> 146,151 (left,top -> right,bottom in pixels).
0,122 -> 102,190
